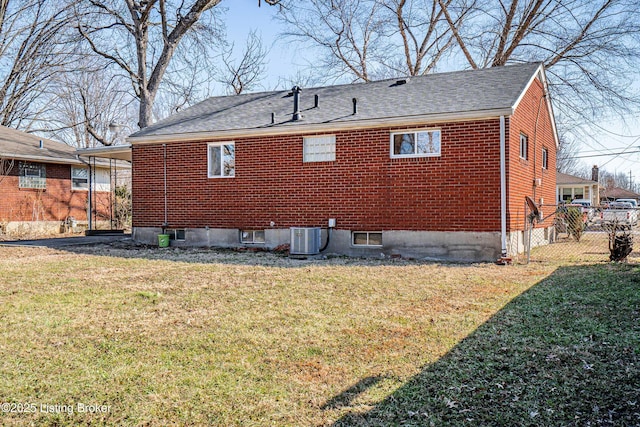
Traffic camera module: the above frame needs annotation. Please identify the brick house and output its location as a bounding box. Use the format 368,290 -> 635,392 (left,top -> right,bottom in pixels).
126,63 -> 558,261
0,126 -> 113,236
556,172 -> 600,205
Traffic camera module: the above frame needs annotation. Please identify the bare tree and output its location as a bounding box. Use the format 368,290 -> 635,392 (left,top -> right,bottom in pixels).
277,0 -> 457,82
0,156 -> 15,186
218,30 -> 268,95
277,0 -> 390,82
0,0 -> 74,129
44,59 -> 137,148
556,132 -> 586,176
74,0 -> 226,129
438,0 -> 640,123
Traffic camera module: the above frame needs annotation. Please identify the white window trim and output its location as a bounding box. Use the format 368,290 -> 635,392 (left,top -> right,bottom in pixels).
519,133 -> 528,160
352,231 -> 383,247
71,166 -> 89,191
208,142 -> 235,178
390,128 -> 441,158
542,147 -> 548,170
241,230 -> 266,244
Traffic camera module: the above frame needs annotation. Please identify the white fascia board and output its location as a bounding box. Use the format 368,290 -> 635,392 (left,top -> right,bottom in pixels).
76,145 -> 132,162
0,153 -> 83,165
127,108 -> 514,145
512,63 -> 560,148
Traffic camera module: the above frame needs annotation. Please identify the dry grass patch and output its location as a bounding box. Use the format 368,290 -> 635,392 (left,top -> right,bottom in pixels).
0,244 -> 573,426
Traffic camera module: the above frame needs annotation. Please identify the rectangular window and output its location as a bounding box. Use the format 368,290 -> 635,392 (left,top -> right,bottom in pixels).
71,167 -> 89,190
391,129 -> 441,158
241,230 -> 266,244
542,147 -> 548,170
18,162 -> 46,189
303,135 -> 336,162
166,229 -> 186,241
352,232 -> 382,247
562,188 -> 572,201
208,142 -> 235,178
519,133 -> 528,160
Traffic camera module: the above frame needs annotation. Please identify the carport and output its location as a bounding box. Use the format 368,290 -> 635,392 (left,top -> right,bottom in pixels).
76,145 -> 132,234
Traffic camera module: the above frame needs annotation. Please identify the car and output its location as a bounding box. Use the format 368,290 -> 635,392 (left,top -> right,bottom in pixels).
570,198 -> 595,223
614,198 -> 638,208
600,201 -> 638,229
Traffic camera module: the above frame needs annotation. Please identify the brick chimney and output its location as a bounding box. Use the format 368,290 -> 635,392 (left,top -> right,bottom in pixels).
591,165 -> 599,183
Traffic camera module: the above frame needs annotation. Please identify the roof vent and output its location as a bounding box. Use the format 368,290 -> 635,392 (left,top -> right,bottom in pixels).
314,94 -> 319,108
394,79 -> 408,86
352,98 -> 357,115
292,86 -> 302,121
39,140 -> 43,149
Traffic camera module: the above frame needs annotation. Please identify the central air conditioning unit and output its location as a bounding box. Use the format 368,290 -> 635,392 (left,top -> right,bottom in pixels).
290,227 -> 321,255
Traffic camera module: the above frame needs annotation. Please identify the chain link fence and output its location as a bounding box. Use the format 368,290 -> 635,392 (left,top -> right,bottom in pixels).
517,203 -> 639,265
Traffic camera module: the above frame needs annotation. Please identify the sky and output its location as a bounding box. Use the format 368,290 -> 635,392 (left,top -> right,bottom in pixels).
223,2 -> 640,187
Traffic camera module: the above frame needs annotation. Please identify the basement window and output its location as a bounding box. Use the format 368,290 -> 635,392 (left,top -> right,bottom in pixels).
303,135 -> 336,162
166,229 -> 186,241
208,142 -> 235,178
241,230 -> 266,244
352,232 -> 382,247
391,129 -> 441,158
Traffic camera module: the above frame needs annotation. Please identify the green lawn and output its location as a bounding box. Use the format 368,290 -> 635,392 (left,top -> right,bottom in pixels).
0,244 -> 637,426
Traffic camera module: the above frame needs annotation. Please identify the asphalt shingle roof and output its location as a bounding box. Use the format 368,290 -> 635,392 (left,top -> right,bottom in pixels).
556,172 -> 597,185
0,125 -> 81,164
132,62 -> 542,139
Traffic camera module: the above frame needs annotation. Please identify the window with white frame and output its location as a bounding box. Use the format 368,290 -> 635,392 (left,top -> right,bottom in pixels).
391,129 -> 441,158
352,232 -> 382,246
542,147 -> 548,170
208,142 -> 235,178
18,162 -> 46,189
241,230 -> 265,244
303,135 -> 336,162
519,133 -> 528,160
71,167 -> 89,190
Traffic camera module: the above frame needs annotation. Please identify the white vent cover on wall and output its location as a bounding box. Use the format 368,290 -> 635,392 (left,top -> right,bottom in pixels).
290,227 -> 321,255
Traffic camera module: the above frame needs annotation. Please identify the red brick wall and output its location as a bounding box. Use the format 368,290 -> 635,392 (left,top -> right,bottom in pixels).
132,120 -> 506,232
507,75 -> 557,231
0,162 -> 111,222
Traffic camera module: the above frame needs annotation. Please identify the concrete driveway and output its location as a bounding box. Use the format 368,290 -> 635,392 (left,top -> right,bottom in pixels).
0,234 -> 131,248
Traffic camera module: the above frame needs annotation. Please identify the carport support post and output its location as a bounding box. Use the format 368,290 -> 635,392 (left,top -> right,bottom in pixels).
500,115 -> 507,258
88,156 -> 93,231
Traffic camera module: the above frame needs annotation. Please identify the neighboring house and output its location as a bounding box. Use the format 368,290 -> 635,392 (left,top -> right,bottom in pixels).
0,126 -> 112,236
556,171 -> 600,206
600,186 -> 640,203
122,62 -> 558,261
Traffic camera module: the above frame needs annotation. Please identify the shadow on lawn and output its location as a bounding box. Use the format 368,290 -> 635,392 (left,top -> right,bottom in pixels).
329,264 -> 640,427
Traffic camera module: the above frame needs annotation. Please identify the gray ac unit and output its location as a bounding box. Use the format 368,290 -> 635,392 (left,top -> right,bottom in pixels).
290,227 -> 322,255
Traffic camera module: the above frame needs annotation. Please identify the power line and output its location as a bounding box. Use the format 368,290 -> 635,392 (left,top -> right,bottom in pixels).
567,148 -> 640,159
